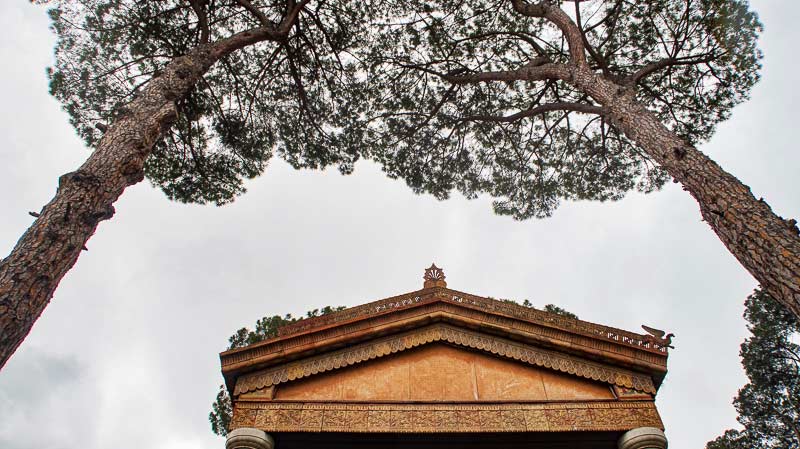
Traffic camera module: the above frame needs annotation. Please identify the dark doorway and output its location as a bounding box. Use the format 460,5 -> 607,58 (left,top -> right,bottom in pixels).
275,431 -> 622,449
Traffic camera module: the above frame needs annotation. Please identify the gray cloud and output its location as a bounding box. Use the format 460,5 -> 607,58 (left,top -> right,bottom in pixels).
0,348 -> 88,449
0,347 -> 82,407
0,1 -> 798,449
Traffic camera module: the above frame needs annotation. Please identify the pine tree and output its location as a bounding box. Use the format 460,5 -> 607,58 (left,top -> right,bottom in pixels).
209,306 -> 345,436
354,0 -> 800,320
3,0 -> 799,371
707,289 -> 800,449
0,0 -> 375,369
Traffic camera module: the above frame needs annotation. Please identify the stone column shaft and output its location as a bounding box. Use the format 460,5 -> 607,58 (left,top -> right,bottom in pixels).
226,428 -> 274,449
618,427 -> 668,449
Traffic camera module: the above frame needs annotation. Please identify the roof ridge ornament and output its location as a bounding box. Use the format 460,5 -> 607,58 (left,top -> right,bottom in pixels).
423,263 -> 447,288
641,325 -> 675,349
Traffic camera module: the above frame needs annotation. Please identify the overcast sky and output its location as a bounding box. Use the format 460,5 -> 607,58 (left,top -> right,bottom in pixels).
0,2 -> 798,448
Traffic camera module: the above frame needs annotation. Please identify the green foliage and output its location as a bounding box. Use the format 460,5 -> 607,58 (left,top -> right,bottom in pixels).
227,306 -> 346,349
357,0 -> 762,218
498,298 -> 578,319
542,304 -> 578,320
209,384 -> 232,437
46,0 -> 377,205
499,298 -> 533,307
45,0 -> 761,219
209,305 -> 345,436
706,289 -> 800,449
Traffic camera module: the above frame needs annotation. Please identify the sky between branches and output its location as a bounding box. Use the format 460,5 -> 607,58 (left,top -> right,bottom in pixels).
0,1 -> 798,448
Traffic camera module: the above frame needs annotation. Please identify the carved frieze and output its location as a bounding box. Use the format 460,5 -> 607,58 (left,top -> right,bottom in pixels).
276,287 -> 670,355
613,385 -> 654,400
234,324 -> 657,396
230,401 -> 664,433
221,292 -> 668,375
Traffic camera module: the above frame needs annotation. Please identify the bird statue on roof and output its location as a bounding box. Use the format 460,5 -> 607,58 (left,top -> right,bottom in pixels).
641,325 -> 675,349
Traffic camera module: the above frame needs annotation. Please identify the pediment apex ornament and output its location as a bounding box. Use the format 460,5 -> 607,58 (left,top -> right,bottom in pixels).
423,263 -> 447,288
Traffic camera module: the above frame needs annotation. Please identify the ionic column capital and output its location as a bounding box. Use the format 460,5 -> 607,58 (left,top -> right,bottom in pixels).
618,427 -> 668,449
225,428 -> 275,449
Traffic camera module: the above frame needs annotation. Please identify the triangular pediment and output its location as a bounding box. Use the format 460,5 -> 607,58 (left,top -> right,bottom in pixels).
225,270 -> 669,436
255,344 -> 617,402
233,324 -> 656,397
222,286 -> 669,396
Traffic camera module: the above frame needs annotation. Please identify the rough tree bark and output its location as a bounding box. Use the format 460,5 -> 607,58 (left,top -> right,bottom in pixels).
517,0 -> 800,319
0,22 -> 292,369
575,68 -> 800,319
449,0 -> 800,320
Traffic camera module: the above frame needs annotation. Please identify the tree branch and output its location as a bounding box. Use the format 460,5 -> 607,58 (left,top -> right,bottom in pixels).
206,0 -> 313,58
278,0 -> 311,33
629,53 -> 718,84
459,102 -> 605,123
285,44 -> 311,116
206,27 -> 282,58
444,62 -> 569,84
510,0 -> 587,67
233,0 -> 272,27
573,0 -> 609,73
406,84 -> 458,138
188,0 -> 210,43
454,31 -> 548,57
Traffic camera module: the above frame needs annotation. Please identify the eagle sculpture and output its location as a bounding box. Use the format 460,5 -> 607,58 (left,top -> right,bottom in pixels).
641,325 -> 675,349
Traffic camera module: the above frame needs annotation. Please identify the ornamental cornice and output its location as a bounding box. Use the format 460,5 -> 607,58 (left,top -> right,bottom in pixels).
221,299 -> 667,376
233,324 -> 657,396
230,400 -> 664,433
274,288 -> 669,356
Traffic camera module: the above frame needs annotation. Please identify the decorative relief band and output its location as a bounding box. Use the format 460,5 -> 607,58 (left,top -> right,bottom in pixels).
230,401 -> 663,433
234,324 -> 657,396
276,289 -> 433,336
222,301 -> 667,370
275,288 -> 669,354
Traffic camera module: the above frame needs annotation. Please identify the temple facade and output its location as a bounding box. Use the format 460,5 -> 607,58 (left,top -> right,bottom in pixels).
219,265 -> 671,449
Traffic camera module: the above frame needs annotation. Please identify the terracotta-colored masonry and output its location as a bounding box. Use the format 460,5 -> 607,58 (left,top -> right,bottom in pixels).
220,265 -> 671,438
272,344 -> 616,402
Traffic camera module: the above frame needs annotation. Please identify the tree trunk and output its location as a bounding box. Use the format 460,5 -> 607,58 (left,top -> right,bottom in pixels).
0,27 -> 279,370
571,67 -> 800,319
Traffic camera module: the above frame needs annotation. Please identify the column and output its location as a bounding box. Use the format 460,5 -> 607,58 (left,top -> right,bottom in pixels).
226,428 -> 275,449
618,427 -> 668,449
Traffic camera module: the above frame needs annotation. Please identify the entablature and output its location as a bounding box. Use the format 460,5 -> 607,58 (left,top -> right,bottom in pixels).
221,293 -> 668,391
230,400 -> 663,434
